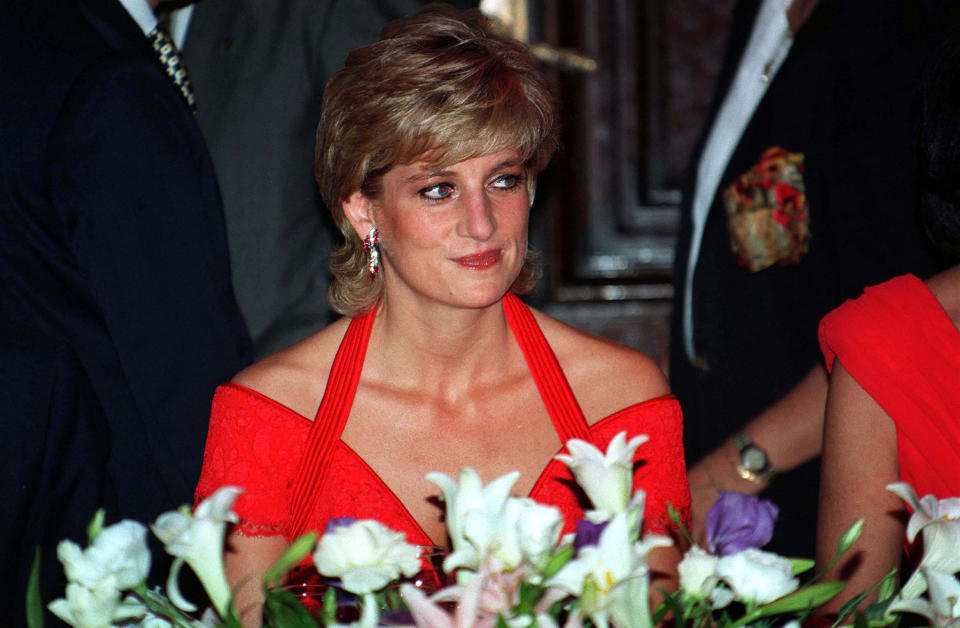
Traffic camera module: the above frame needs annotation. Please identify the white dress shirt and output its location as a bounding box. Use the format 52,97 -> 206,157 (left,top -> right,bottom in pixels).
115,0 -> 157,36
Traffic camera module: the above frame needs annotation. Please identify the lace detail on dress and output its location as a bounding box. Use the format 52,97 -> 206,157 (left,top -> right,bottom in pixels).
194,384 -> 309,537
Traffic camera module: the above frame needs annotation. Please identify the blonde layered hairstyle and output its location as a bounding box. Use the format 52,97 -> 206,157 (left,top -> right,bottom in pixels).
316,3 -> 560,317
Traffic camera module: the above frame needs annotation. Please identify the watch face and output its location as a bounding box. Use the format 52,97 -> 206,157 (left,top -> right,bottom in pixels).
742,446 -> 767,472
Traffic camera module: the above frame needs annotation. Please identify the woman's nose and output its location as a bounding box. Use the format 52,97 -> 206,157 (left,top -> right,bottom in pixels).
458,191 -> 497,240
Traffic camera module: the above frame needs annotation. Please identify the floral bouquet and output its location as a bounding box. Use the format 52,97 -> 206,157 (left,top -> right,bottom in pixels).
30,431 -> 954,628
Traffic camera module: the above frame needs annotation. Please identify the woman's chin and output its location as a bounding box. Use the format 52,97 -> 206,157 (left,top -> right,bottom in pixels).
441,280 -> 516,310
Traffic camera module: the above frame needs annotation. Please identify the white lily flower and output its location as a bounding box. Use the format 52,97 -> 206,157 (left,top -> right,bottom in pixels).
48,579 -> 122,628
151,485 -> 242,616
889,568 -> 960,627
715,548 -> 799,604
427,468 -> 519,574
313,518 -> 422,595
887,483 -> 960,597
467,497 -> 563,574
547,511 -> 671,628
57,520 -> 151,591
555,431 -> 648,519
678,545 -> 720,599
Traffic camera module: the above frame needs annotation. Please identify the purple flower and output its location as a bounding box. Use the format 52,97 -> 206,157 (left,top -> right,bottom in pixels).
573,519 -> 608,553
705,491 -> 778,556
324,517 -> 357,535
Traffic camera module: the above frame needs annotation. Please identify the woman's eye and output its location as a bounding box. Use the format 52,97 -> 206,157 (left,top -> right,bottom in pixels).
491,174 -> 522,190
420,183 -> 455,200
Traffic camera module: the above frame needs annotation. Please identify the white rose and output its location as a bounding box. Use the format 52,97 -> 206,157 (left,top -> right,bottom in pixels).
314,519 -> 422,595
678,545 -> 720,599
57,520 -> 150,591
48,580 -> 122,628
715,548 -> 798,604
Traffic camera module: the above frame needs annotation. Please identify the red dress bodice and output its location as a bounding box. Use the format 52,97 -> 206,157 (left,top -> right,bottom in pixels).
195,294 -> 690,543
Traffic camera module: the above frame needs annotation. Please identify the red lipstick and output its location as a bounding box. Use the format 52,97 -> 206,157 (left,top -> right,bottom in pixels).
453,249 -> 501,270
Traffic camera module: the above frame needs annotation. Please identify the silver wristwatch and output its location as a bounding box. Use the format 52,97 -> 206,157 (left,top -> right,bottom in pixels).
733,430 -> 776,484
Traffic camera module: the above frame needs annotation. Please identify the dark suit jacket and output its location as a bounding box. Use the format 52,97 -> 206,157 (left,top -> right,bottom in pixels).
670,0 -> 946,556
0,0 -> 252,526
181,0 -> 425,358
0,324 -> 114,627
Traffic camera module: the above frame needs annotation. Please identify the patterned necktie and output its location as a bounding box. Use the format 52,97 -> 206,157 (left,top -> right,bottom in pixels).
147,25 -> 198,115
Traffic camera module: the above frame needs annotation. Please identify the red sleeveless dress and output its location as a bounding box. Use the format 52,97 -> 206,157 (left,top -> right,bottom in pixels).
195,293 -> 690,545
819,274 -> 960,500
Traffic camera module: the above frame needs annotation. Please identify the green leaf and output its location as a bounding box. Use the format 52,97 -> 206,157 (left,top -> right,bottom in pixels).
581,574 -> 599,612
866,610 -> 900,628
323,586 -> 337,625
667,502 -> 682,528
863,595 -> 898,624
383,587 -> 404,611
834,592 -> 869,627
667,501 -> 693,545
495,613 -> 511,628
86,509 -> 105,544
515,581 -> 539,616
26,547 -> 43,628
833,568 -> 900,628
854,610 -> 869,628
263,588 -> 319,628
541,546 -> 574,579
876,568 -> 899,603
264,532 -> 318,589
789,558 -> 816,576
755,581 -> 845,616
218,601 -> 244,628
836,519 -> 864,556
651,589 -> 684,625
809,519 -> 865,585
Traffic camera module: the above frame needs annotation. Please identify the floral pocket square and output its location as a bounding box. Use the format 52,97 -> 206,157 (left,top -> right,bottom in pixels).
723,147 -> 810,272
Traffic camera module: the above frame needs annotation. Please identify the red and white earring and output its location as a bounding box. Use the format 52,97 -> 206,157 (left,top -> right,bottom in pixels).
363,227 -> 380,280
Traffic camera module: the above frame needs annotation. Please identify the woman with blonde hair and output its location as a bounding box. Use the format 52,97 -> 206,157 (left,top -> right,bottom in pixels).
195,4 -> 690,622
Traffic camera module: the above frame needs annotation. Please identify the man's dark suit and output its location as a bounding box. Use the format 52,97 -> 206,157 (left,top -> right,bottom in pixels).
670,0 -> 945,557
0,324 -> 114,627
0,0 -> 252,527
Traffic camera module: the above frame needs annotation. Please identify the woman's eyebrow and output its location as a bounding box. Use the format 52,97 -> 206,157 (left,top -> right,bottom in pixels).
405,169 -> 453,183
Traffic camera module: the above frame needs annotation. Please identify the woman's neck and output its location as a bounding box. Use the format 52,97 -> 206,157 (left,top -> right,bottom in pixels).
364,294 -> 522,398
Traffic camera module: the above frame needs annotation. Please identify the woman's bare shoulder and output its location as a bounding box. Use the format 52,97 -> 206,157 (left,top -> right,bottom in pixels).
231,318 -> 352,420
925,265 -> 960,330
528,308 -> 670,423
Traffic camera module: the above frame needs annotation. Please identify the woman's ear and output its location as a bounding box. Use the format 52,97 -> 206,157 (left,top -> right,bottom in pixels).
341,190 -> 375,239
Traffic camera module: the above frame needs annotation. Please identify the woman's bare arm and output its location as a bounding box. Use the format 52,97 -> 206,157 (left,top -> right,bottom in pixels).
224,531 -> 290,627
816,361 -> 904,614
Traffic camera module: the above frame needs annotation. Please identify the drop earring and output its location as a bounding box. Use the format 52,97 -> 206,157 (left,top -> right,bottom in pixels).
363,227 -> 380,280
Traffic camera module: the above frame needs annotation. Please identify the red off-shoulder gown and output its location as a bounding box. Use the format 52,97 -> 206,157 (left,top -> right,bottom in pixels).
195,293 -> 690,546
